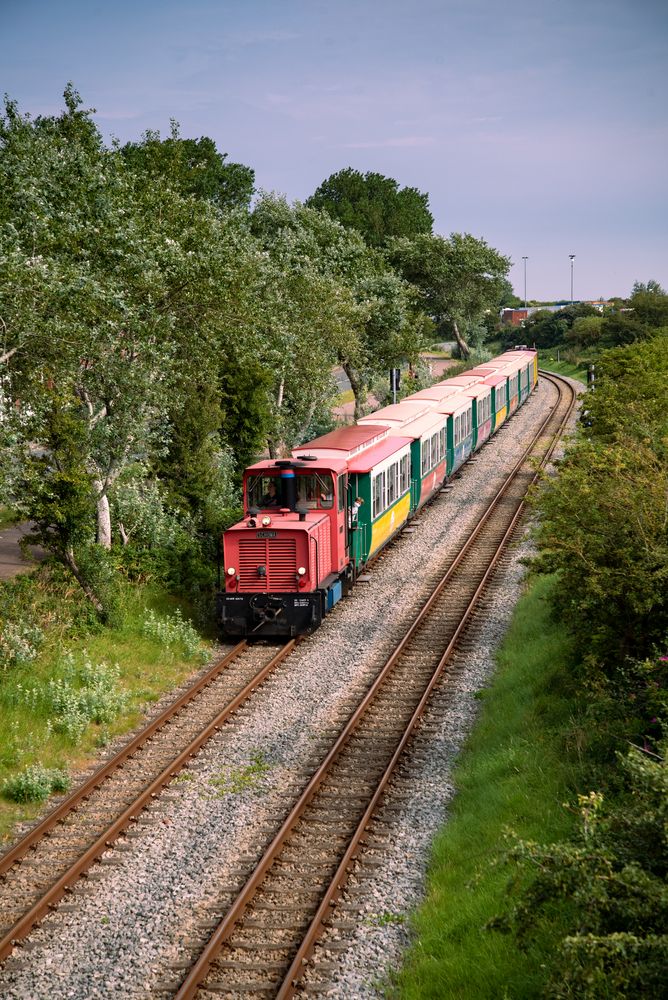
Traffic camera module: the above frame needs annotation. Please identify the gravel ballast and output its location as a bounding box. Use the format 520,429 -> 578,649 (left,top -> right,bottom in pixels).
0,378 -> 582,999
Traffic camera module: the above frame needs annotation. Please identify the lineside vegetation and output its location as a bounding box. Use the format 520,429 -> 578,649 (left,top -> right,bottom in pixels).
396,331 -> 668,998
1,81 -> 666,935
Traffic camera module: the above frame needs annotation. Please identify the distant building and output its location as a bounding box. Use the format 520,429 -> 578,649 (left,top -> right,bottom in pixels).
500,308 -> 528,327
500,300 -> 610,327
500,305 -> 567,326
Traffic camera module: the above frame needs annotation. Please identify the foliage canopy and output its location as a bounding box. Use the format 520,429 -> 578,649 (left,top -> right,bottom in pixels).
306,167 -> 433,248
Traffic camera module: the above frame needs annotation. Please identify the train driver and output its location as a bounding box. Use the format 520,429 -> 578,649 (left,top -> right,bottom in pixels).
261,480 -> 280,507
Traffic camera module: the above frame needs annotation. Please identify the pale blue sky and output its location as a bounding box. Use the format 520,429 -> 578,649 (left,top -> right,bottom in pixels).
3,0 -> 667,299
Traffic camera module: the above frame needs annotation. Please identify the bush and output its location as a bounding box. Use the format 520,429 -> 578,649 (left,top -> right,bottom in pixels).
142,608 -> 203,658
13,652 -> 129,743
2,763 -> 70,803
533,336 -> 668,667
499,333 -> 668,997
498,742 -> 668,999
0,618 -> 44,668
49,654 -> 128,740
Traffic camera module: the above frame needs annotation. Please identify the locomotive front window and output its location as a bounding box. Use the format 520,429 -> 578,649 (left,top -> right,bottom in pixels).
247,475 -> 283,509
296,473 -> 334,509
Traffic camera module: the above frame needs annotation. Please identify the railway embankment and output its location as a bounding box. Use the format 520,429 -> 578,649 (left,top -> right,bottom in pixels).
393,572 -> 582,998
398,340 -> 668,999
0,376 -> 578,998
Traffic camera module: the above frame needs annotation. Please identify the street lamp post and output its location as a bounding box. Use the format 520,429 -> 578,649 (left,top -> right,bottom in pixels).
569,254 -> 576,304
522,256 -> 528,308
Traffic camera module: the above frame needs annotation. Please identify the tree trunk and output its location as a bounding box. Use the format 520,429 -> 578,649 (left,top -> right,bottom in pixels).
295,400 -> 317,445
452,318 -> 471,360
95,488 -> 112,549
267,376 -> 288,458
342,363 -> 367,422
64,546 -> 107,621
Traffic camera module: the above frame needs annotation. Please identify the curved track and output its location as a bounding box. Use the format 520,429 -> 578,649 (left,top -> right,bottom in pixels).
0,374 -> 574,994
166,373 -> 575,999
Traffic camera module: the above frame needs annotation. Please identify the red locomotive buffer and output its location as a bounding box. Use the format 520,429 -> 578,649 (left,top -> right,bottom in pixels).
219,458 -> 351,637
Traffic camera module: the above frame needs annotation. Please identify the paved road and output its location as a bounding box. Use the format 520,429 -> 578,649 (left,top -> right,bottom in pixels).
0,524 -> 45,580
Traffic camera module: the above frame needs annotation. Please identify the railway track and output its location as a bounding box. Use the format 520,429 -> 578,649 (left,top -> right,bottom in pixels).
160,372 -> 575,999
0,374 -> 574,996
0,640 -> 299,961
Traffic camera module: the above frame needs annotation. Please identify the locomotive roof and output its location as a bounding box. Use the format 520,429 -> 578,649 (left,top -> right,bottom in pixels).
292,424 -> 389,460
346,436 -> 412,473
245,457 -> 349,474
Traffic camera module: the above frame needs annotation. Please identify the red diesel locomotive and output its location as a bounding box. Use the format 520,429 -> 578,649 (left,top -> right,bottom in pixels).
218,349 -> 538,638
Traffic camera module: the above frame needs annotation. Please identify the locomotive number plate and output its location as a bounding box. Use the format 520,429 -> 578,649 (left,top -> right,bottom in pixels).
256,530 -> 277,538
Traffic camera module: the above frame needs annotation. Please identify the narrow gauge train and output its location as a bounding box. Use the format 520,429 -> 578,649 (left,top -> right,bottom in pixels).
218,349 -> 538,637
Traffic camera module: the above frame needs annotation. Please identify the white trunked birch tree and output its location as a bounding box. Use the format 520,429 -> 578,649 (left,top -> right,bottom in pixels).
0,87 -> 254,616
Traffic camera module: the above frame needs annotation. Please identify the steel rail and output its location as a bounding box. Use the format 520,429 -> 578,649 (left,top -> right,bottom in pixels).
0,640 -> 297,962
173,373 -> 577,999
0,642 -> 246,877
277,372 -> 576,996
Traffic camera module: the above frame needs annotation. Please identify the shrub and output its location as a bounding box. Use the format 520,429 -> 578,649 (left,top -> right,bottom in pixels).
47,654 -> 128,740
497,742 -> 668,999
142,608 -> 203,658
2,763 -> 70,803
14,652 -> 129,743
0,618 -> 44,668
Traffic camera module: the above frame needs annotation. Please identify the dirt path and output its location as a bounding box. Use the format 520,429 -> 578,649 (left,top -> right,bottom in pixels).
0,524 -> 45,580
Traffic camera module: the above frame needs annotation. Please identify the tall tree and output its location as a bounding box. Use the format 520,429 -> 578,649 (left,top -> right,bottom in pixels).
121,122 -> 254,211
306,168 -> 433,248
628,279 -> 668,330
0,87 -> 257,613
252,194 -> 428,422
388,233 -> 511,358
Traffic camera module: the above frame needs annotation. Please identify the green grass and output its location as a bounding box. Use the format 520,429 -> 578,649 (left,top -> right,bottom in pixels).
0,579 -> 210,842
422,349 -> 453,359
392,575 -> 584,999
335,388 -> 355,406
0,506 -> 20,530
538,354 -> 589,382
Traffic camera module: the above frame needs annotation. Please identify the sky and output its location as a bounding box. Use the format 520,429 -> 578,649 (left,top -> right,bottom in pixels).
2,0 -> 667,301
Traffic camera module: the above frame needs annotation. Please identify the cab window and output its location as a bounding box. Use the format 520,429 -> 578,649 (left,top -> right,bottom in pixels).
296,473 -> 334,509
247,475 -> 282,509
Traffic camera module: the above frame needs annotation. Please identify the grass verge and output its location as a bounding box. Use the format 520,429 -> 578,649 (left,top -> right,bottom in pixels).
0,573 -> 210,843
391,574 -> 584,999
538,354 -> 589,382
